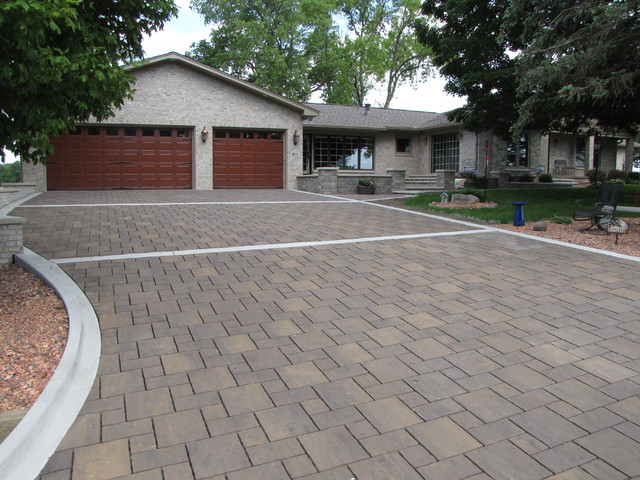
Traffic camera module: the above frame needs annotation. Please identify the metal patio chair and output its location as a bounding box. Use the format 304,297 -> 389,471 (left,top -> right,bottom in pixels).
572,182 -> 623,232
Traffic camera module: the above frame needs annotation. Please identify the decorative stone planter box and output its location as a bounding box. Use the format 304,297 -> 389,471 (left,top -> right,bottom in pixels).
357,185 -> 375,194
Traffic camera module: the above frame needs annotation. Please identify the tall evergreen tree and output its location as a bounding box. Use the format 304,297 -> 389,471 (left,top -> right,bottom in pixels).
417,0 -> 640,137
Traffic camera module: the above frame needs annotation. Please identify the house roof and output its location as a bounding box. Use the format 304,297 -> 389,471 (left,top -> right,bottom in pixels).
302,103 -> 457,131
126,52 -> 320,118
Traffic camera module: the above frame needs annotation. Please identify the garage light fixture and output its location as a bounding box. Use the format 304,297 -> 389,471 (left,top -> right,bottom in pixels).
201,127 -> 209,143
293,129 -> 300,145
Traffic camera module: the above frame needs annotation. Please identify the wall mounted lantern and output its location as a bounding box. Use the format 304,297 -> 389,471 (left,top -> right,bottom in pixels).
293,129 -> 300,146
201,127 -> 209,143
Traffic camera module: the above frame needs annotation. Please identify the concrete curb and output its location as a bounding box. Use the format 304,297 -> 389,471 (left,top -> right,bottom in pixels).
0,248 -> 101,480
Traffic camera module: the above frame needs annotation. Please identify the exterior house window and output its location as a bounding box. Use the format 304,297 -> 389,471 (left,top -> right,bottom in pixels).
312,135 -> 374,170
396,137 -> 412,153
575,137 -> 586,167
507,135 -> 529,167
432,133 -> 459,171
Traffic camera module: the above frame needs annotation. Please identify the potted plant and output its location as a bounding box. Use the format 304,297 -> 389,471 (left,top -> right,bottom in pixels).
357,178 -> 375,194
456,168 -> 479,188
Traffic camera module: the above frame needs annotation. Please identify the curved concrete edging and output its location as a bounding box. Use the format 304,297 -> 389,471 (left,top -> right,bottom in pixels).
0,248 -> 101,480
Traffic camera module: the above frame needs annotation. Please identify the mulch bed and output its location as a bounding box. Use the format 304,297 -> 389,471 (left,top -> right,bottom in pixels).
0,264 -> 68,413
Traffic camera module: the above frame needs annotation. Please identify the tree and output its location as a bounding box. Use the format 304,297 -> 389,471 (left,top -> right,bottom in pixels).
0,0 -> 178,164
321,0 -> 431,107
417,0 -> 640,138
189,0 -> 431,107
379,0 -> 432,107
0,161 -> 21,183
508,0 -> 640,136
189,0 -> 335,101
416,0 -> 523,138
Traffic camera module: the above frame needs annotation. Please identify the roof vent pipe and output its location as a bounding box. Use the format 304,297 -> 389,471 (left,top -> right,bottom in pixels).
364,103 -> 371,116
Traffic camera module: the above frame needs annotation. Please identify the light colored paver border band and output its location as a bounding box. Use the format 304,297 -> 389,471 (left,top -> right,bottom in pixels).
0,193 -> 41,216
0,248 -> 101,480
51,229 -> 493,265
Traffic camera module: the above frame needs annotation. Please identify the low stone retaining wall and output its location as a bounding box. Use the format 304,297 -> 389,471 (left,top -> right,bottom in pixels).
0,184 -> 36,210
297,168 -> 406,194
0,216 -> 26,266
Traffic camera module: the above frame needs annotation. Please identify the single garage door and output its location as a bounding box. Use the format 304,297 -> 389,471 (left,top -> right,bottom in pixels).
213,130 -> 283,188
47,126 -> 193,190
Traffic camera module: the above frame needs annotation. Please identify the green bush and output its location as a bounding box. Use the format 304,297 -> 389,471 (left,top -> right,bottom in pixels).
586,169 -> 607,184
518,173 -> 534,182
538,173 -> 553,183
607,169 -> 627,182
551,214 -> 572,225
628,171 -> 639,183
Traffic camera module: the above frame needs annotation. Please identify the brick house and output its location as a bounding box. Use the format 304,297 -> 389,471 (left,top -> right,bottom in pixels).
24,52 -> 636,192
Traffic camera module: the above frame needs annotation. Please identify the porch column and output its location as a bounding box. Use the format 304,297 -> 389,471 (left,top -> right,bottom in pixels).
624,138 -> 634,172
585,136 -> 596,171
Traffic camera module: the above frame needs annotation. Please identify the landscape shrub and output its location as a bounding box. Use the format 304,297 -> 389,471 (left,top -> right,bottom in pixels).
607,169 -> 628,182
586,169 -> 607,184
538,173 -> 553,183
518,173 -> 534,182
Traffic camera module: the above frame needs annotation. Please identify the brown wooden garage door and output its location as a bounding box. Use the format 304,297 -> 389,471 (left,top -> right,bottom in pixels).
47,126 -> 193,190
213,130 -> 283,188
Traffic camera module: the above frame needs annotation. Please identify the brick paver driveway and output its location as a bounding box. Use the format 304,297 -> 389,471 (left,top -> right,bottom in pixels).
15,190 -> 640,480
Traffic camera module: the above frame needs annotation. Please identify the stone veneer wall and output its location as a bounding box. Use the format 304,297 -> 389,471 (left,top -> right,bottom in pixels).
297,168 -> 403,194
0,216 -> 26,265
0,184 -> 36,210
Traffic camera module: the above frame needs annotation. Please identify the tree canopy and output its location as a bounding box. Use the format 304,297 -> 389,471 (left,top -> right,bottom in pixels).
188,0 -> 431,106
0,0 -> 177,164
417,0 -> 640,138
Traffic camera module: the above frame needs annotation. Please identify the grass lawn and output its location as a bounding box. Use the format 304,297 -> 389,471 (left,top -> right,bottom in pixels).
404,184 -> 640,224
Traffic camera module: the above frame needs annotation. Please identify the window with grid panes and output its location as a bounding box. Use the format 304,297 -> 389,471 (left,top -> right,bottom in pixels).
314,135 -> 329,168
432,133 -> 459,171
312,135 -> 374,170
507,135 -> 529,167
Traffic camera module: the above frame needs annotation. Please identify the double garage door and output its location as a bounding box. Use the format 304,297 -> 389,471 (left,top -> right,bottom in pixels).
47,126 -> 193,190
47,126 -> 285,190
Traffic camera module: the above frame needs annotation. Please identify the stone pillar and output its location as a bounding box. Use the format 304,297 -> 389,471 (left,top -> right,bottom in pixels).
436,170 -> 455,191
497,172 -> 511,188
317,168 -> 338,194
21,162 -> 46,192
0,216 -> 26,265
386,169 -> 406,191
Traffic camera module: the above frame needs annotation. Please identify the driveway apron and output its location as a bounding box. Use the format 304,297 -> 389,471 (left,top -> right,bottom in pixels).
13,190 -> 640,480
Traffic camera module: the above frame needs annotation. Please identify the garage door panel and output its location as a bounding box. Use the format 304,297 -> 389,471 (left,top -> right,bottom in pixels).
213,130 -> 283,188
47,127 -> 193,190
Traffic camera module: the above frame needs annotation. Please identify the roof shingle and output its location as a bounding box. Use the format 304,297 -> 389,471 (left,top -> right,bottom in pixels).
302,103 -> 456,131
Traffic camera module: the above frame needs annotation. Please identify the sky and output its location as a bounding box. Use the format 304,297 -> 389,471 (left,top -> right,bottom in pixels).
3,1 -> 465,164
